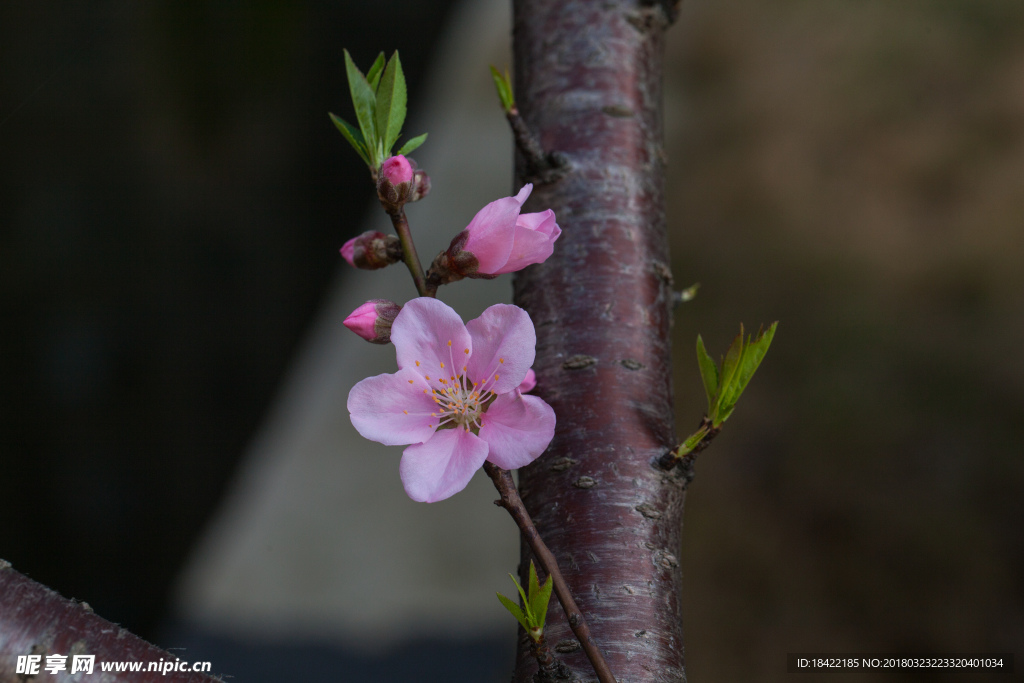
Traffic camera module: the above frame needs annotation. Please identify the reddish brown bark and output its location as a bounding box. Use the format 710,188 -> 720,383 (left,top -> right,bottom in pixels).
511,1 -> 686,682
0,562 -> 219,683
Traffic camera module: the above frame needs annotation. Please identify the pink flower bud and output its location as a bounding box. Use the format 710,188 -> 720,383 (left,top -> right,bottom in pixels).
341,231 -> 402,270
340,238 -> 357,267
381,155 -> 414,185
344,299 -> 402,344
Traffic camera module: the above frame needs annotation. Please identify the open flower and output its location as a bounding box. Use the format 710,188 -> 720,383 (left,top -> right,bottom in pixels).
347,298 -> 556,502
446,183 -> 561,277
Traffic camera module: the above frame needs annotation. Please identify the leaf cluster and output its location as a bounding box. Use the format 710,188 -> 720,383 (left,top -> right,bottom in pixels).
696,321 -> 778,429
329,50 -> 427,171
496,560 -> 553,643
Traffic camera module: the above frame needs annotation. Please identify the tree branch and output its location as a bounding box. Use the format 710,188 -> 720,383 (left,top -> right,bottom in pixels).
484,462 -> 615,683
0,561 -> 220,682
387,208 -> 432,297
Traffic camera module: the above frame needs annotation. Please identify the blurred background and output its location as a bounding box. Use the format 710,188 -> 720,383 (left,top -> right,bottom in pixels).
1,0 -> 1021,681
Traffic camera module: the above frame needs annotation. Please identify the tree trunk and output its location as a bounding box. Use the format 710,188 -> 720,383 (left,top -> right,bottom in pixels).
512,1 -> 686,682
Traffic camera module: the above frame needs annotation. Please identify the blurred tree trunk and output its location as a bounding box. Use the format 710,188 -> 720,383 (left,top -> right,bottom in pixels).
512,1 -> 686,681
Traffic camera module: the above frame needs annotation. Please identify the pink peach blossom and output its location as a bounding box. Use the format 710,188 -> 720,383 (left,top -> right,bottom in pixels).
381,155 -> 414,186
347,298 -> 556,502
453,184 -> 561,276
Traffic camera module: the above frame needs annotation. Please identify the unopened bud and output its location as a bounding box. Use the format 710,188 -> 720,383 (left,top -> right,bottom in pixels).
377,155 -> 414,212
381,155 -> 414,185
409,168 -> 431,202
344,299 -> 402,344
341,231 -> 402,270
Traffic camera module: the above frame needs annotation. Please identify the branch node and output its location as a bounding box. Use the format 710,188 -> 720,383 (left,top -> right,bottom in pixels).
507,109 -> 571,185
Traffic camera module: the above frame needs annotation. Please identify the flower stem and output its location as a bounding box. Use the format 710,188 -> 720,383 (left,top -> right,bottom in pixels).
388,208 -> 433,298
483,462 -> 616,683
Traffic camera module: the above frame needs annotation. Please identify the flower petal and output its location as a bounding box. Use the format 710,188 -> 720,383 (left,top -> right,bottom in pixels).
390,297 -> 473,379
348,368 -> 441,446
480,392 -> 556,470
518,368 -> 537,393
516,209 -> 559,238
460,199 -> 520,275
465,304 -> 536,394
492,222 -> 557,274
513,183 -> 533,205
400,427 -> 489,502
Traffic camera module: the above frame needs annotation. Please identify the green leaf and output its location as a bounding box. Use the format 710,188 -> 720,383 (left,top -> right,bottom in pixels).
511,573 -> 534,623
678,424 -> 710,456
696,335 -> 719,413
375,51 -> 407,156
533,575 -> 554,631
720,321 -> 777,424
528,561 -> 540,607
396,133 -> 427,156
489,65 -> 514,112
738,322 -> 777,389
714,325 -> 746,426
715,322 -> 778,425
344,49 -> 378,165
497,592 -> 531,632
366,52 -> 386,91
328,112 -> 370,166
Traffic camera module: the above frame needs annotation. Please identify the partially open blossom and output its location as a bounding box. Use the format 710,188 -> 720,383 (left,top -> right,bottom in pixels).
347,298 -> 556,502
344,299 -> 402,344
438,183 -> 560,280
518,369 -> 537,393
341,231 -> 402,270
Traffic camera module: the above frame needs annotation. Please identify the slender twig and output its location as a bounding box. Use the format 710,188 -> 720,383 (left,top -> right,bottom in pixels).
484,462 -> 616,683
506,107 -> 569,185
387,208 -> 433,298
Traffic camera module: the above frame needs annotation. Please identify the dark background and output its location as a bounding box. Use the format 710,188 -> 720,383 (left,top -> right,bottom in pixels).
0,0 -> 457,640
2,0 -> 1022,681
